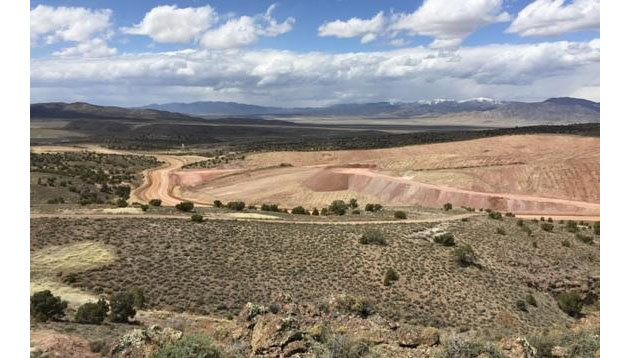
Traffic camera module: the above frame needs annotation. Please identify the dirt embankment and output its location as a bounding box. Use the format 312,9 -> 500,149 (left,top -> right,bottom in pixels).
303,167 -> 599,215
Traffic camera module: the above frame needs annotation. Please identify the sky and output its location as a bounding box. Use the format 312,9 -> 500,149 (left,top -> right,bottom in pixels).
30,0 -> 600,107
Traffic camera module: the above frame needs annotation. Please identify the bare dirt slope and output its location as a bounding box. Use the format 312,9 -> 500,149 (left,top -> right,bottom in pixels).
169,135 -> 599,215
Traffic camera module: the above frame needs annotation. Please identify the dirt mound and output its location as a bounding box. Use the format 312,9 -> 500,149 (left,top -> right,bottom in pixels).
303,168 -> 599,215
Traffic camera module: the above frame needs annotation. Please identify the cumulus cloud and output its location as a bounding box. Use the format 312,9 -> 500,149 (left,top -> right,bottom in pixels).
52,38 -> 117,58
31,40 -> 599,106
200,5 -> 295,49
506,0 -> 600,36
317,0 -> 509,49
318,12 -> 386,41
121,5 -> 217,43
30,5 -> 112,46
392,0 -> 510,49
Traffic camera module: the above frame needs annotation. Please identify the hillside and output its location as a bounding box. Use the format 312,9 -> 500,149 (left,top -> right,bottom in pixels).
30,102 -> 197,121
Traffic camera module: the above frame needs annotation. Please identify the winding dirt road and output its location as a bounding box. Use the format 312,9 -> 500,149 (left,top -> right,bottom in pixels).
128,154 -> 207,206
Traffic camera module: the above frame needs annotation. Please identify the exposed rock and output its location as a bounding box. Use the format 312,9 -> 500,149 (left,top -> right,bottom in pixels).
238,302 -> 269,328
396,325 -> 440,348
500,337 -> 537,358
251,314 -> 303,355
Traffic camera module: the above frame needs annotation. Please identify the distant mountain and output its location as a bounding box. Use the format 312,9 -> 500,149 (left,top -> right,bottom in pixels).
140,97 -> 599,124
31,102 -> 197,121
141,101 -> 285,116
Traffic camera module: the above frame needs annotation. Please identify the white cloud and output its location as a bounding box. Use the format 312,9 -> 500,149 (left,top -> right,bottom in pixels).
200,5 -> 294,49
392,0 -> 510,49
31,40 -> 599,106
317,1 -> 509,49
52,38 -> 117,58
507,0 -> 599,37
318,11 -> 385,39
122,5 -> 217,43
30,5 -> 112,46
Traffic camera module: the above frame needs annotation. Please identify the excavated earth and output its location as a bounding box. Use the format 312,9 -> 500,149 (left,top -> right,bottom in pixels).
165,134 -> 599,215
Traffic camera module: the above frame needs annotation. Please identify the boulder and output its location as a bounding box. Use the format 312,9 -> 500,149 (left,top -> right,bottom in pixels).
238,302 -> 269,328
251,314 -> 303,355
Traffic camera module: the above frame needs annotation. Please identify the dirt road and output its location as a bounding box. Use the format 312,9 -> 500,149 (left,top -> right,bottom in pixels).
30,212 -> 479,225
129,154 -> 208,206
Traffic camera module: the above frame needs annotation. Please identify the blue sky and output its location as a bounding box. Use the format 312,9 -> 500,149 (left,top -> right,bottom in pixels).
30,0 -> 600,106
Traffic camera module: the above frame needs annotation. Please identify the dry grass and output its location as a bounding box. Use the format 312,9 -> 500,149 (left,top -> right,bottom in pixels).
31,242 -> 117,306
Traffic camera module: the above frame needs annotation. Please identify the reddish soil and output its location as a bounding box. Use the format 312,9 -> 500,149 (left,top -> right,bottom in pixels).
163,135 -> 598,216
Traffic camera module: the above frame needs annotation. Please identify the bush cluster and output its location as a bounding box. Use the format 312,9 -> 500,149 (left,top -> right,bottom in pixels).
30,290 -> 68,322
226,201 -> 245,211
358,230 -> 387,246
175,201 -> 194,212
394,211 -> 407,219
364,203 -> 383,212
433,232 -> 455,246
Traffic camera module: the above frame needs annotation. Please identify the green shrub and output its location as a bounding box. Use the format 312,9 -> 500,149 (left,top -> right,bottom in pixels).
443,203 -> 453,211
561,239 -> 571,247
547,217 -> 553,222
488,211 -> 502,220
525,294 -> 537,307
320,208 -> 329,215
213,200 -> 223,208
496,227 -> 506,235
109,291 -> 136,323
359,230 -> 387,246
566,220 -> 578,233
226,201 -> 245,211
593,221 -> 600,235
75,298 -> 109,324
383,268 -> 399,286
291,206 -> 308,215
191,214 -> 203,223
516,219 -> 524,226
522,225 -> 532,236
129,287 -> 146,309
532,241 -> 538,248
334,295 -> 374,318
394,210 -> 407,219
30,290 -> 68,322
323,334 -> 370,358
328,200 -> 348,215
505,212 -> 515,217
153,334 -> 223,358
540,222 -> 554,232
575,233 -> 594,245
140,204 -> 149,212
261,203 -> 280,212
116,199 -> 128,208
175,201 -> 194,212
453,244 -> 476,267
149,199 -> 162,207
364,203 -> 382,212
348,198 -> 358,209
516,299 -> 528,312
311,208 -> 319,216
557,291 -> 583,317
433,232 -> 455,246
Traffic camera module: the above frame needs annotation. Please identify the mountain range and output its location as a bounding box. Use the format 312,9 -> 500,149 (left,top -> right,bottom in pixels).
140,97 -> 599,124
31,97 -> 600,126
